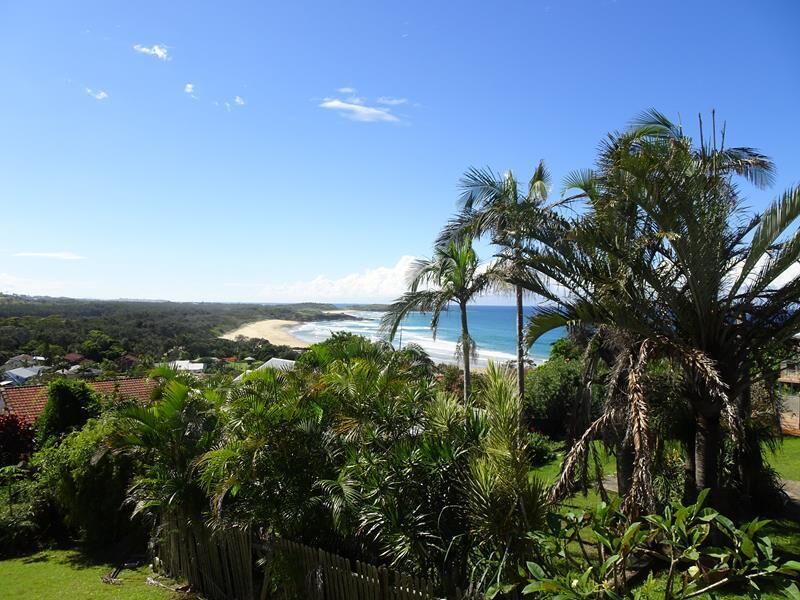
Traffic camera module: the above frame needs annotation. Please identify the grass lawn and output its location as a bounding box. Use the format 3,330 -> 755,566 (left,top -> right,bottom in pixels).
533,436 -> 800,485
530,441 -> 616,486
0,550 -> 186,599
767,436 -> 800,480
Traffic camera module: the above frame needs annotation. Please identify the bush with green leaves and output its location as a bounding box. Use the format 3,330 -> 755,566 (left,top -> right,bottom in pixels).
520,490 -> 800,599
36,379 -> 100,447
525,431 -> 558,467
30,416 -> 141,548
524,356 -> 583,438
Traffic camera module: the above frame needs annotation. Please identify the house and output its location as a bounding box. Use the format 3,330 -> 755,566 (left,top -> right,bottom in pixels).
3,366 -> 48,386
1,354 -> 35,371
63,352 -> 85,365
169,360 -> 206,373
0,377 -> 157,425
233,357 -> 296,382
118,354 -> 139,369
779,334 -> 800,434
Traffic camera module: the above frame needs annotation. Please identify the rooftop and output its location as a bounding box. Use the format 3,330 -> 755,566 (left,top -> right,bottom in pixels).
0,378 -> 156,424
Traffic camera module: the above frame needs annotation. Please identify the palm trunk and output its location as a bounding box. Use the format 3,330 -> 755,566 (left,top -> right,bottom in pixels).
695,412 -> 720,499
460,301 -> 471,402
516,284 -> 525,401
683,426 -> 697,504
616,440 -> 634,498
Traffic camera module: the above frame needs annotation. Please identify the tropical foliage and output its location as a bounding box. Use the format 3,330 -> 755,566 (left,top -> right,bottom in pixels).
1,109 -> 798,599
518,110 -> 800,516
381,236 -> 497,400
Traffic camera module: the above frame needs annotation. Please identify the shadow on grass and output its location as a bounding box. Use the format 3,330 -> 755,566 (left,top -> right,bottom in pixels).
765,519 -> 800,557
21,553 -> 51,564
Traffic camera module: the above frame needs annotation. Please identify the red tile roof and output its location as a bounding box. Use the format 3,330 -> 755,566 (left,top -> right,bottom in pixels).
0,378 -> 156,424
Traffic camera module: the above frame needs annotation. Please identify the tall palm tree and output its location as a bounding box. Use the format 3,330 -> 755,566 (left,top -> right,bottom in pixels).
439,161 -> 557,400
381,236 -> 495,401
523,110 -> 800,513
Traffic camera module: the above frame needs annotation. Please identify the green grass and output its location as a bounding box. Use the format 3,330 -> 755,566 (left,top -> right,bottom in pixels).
767,436 -> 800,480
0,550 -> 186,599
533,436 -> 800,484
530,441 -> 617,486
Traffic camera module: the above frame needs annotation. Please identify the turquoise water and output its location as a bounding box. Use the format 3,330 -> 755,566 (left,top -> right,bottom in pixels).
291,305 -> 564,367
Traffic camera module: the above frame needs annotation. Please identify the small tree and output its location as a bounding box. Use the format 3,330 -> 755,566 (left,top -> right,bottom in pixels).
381,236 -> 496,401
36,379 -> 100,446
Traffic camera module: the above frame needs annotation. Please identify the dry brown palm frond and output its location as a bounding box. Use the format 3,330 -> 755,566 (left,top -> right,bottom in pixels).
622,340 -> 655,516
653,336 -> 743,444
548,408 -> 620,503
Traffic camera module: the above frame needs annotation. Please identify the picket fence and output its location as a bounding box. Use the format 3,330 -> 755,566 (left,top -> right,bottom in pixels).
271,537 -> 438,600
157,524 -> 479,599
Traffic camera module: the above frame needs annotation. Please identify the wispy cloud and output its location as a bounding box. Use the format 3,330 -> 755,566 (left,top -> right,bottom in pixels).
320,88 -> 410,123
230,256 -> 417,302
133,44 -> 169,60
14,251 -> 84,261
0,273 -> 70,296
184,83 -> 195,94
376,96 -> 408,106
85,88 -> 108,101
320,99 -> 398,123
234,95 -> 245,106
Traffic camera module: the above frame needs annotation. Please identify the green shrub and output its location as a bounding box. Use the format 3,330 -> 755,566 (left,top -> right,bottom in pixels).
36,379 -> 100,447
31,417 -> 141,548
519,491 -> 800,599
524,357 -> 583,438
525,431 -> 558,467
0,505 -> 39,557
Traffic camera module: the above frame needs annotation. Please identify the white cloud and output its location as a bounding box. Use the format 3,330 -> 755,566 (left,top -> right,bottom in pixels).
184,83 -> 194,94
133,44 -> 169,60
319,98 -> 398,123
85,88 -> 108,100
376,96 -> 408,106
236,256 -> 417,302
234,95 -> 245,106
14,251 -> 84,261
320,88 -> 411,123
0,273 -> 70,296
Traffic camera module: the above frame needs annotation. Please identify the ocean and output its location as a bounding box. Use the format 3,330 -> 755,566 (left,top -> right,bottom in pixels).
290,305 -> 564,367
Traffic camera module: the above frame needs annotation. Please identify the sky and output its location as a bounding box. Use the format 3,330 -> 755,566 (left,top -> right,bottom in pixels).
1,0 -> 799,304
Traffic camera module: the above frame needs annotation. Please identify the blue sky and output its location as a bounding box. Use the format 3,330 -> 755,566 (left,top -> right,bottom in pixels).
1,0 -> 798,303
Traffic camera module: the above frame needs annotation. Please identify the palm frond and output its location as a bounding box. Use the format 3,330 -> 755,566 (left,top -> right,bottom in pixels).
734,185 -> 800,294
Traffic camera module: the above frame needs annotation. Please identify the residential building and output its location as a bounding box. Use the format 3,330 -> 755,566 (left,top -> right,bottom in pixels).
233,357 -> 296,382
169,360 -> 206,373
0,377 -> 157,424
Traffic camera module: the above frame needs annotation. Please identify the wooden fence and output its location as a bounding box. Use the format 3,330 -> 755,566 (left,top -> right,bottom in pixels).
271,538 -> 437,600
157,516 -> 253,600
156,522 -> 479,599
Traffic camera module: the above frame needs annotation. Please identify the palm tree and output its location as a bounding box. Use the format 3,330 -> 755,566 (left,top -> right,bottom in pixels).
109,376 -> 222,591
523,110 -> 800,513
439,161 -> 557,400
381,236 -> 495,401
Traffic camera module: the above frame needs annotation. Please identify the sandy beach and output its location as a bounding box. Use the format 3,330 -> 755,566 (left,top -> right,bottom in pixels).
221,319 -> 310,348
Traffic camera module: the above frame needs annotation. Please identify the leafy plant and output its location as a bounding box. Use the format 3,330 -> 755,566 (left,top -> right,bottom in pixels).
520,490 -> 800,599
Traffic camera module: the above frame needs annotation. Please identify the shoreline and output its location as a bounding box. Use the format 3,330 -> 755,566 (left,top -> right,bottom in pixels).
221,311 -> 553,367
220,319 -> 310,348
